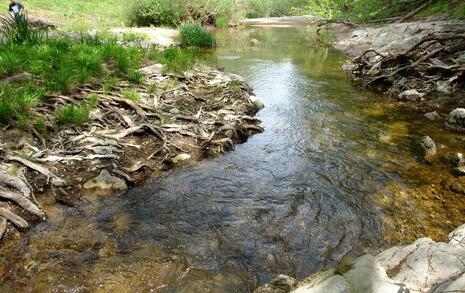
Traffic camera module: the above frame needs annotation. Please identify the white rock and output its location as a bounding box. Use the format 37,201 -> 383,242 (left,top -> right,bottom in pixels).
171,153 -> 191,164
343,255 -> 407,293
250,96 -> 265,110
398,89 -> 425,101
293,275 -> 350,293
448,223 -> 465,246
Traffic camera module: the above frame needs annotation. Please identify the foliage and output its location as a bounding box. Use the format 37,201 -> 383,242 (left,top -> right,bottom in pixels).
54,95 -> 99,125
123,89 -> 140,102
0,84 -> 43,124
0,0 -> 127,30
305,0 -> 465,21
179,23 -> 216,48
150,47 -> 199,73
0,14 -> 46,45
128,0 -> 243,27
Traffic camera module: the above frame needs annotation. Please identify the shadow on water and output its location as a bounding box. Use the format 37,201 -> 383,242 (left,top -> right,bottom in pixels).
2,25 -> 465,292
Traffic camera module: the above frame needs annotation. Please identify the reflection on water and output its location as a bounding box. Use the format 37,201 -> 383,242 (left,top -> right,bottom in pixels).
2,26 -> 465,292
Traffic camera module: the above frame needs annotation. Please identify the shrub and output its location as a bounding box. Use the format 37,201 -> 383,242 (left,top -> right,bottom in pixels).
128,0 -> 185,27
179,23 -> 215,48
127,0 -> 242,27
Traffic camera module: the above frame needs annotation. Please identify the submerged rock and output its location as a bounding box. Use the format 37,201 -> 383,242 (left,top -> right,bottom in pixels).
445,108 -> 465,133
83,169 -> 127,191
398,89 -> 424,101
256,274 -> 298,293
452,153 -> 465,167
424,111 -> 439,121
420,136 -> 437,160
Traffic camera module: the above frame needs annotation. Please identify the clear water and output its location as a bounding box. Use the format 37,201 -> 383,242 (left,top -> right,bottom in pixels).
1,25 -> 465,293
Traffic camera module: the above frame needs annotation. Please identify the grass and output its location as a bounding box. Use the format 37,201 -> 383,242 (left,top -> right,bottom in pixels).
123,89 -> 140,102
179,23 -> 216,48
0,0 -> 127,30
54,94 -> 99,125
149,47 -> 199,73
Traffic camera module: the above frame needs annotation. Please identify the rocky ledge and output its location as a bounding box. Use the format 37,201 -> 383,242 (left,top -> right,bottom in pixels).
257,223 -> 465,293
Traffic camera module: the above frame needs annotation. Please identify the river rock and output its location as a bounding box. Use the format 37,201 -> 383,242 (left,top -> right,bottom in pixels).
83,169 -> 127,191
445,108 -> 465,133
420,136 -> 436,160
250,39 -> 259,46
171,153 -> 191,164
256,275 -> 297,293
398,89 -> 424,101
250,96 -> 265,110
138,64 -> 164,76
424,111 -> 439,121
452,153 -> 465,167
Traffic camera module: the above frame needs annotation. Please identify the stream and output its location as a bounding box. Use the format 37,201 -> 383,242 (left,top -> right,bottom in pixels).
1,25 -> 465,292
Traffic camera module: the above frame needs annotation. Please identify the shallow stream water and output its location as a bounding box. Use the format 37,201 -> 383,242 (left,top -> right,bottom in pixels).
1,25 -> 465,292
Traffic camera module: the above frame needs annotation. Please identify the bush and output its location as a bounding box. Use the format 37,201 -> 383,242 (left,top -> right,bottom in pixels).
127,0 -> 242,27
128,0 -> 185,27
179,23 -> 215,48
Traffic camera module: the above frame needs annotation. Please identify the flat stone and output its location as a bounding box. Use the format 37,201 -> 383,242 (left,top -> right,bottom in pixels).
343,255 -> 407,293
398,89 -> 425,101
293,275 -> 350,293
83,169 -> 127,191
139,64 -> 164,76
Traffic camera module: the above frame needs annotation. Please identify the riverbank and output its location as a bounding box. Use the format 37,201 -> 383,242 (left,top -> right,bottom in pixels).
0,23 -> 263,243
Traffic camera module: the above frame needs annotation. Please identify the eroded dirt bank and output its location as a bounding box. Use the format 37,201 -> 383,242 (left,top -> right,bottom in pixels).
0,64 -> 263,243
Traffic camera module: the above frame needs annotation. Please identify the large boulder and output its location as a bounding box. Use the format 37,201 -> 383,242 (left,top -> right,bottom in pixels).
445,108 -> 465,133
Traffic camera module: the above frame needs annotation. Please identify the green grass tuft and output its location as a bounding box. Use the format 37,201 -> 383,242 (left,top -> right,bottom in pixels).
179,23 -> 215,48
123,89 -> 140,102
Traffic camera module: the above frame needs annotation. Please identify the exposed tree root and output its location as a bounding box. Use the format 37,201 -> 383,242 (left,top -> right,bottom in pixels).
0,207 -> 28,229
345,32 -> 465,99
0,65 -> 264,242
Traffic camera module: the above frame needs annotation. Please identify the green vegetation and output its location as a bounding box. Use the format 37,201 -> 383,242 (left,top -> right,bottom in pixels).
305,0 -> 465,21
150,47 -> 199,73
179,23 -> 216,48
0,14 -> 202,130
334,263 -> 354,275
0,0 -> 126,30
128,0 -> 307,27
123,89 -> 140,102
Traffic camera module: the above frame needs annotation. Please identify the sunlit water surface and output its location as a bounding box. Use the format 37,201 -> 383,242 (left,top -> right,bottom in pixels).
1,26 -> 464,292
